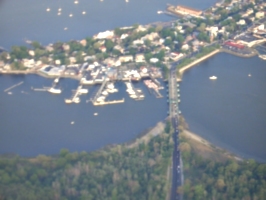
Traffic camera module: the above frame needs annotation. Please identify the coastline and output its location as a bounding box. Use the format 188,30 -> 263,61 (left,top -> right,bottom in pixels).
178,48 -> 258,79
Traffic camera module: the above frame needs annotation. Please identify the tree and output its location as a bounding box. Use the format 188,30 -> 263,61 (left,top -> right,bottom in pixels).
31,41 -> 42,49
105,39 -> 115,52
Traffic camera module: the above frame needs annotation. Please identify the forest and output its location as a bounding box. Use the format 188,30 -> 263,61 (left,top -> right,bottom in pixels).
178,133 -> 266,200
0,130 -> 173,200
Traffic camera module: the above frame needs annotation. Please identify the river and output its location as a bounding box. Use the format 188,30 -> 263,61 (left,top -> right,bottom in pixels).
180,52 -> 266,162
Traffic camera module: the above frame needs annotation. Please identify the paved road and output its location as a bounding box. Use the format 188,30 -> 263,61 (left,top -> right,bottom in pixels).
169,65 -> 182,200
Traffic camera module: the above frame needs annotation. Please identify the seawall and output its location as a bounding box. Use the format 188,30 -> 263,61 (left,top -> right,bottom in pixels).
179,49 -> 220,76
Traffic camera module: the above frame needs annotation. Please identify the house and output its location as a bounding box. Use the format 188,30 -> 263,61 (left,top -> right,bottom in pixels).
181,44 -> 190,51
237,19 -> 246,25
69,57 -> 76,64
120,34 -> 129,40
94,30 -> 114,39
22,59 -> 35,68
28,50 -> 35,57
80,39 -> 87,47
150,58 -> 159,63
135,54 -> 145,63
119,55 -> 133,63
63,44 -> 70,51
55,60 -> 61,65
45,45 -> 54,52
170,52 -> 184,61
256,11 -> 264,19
99,46 -> 107,52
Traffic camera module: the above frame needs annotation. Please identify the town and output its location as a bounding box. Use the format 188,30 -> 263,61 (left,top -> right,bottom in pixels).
0,0 -> 265,105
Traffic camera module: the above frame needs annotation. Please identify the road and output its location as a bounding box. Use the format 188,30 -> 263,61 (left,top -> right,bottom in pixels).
168,63 -> 182,200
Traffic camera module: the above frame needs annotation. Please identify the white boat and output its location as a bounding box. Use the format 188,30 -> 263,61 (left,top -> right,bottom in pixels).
65,99 -> 72,104
71,121 -> 75,125
78,88 -> 88,94
57,12 -> 61,16
82,11 -> 86,15
209,76 -> 217,80
259,54 -> 266,60
48,88 -> 61,94
73,97 -> 80,103
130,94 -> 137,99
46,8 -> 50,12
7,92 -> 12,95
157,11 -> 163,14
69,13 -> 73,17
248,74 -> 251,77
58,8 -> 62,12
107,83 -> 115,89
54,78 -> 59,83
64,27 -> 68,31
94,113 -> 98,116
74,0 -> 79,4
102,90 -> 108,96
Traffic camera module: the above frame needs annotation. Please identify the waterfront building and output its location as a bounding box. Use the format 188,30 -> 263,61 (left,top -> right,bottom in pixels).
80,39 -> 87,47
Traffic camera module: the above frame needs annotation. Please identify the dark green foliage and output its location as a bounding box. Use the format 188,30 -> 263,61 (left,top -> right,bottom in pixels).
180,149 -> 266,200
0,133 -> 173,200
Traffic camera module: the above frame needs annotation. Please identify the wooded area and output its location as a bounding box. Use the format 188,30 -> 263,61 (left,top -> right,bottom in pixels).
0,131 -> 173,200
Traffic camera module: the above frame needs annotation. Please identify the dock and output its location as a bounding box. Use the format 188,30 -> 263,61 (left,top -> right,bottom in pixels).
92,98 -> 125,106
4,81 -> 24,92
154,89 -> 163,98
92,77 -> 108,103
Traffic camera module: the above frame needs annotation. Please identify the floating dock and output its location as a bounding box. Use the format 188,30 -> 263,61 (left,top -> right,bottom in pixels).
92,98 -> 125,106
4,81 -> 24,92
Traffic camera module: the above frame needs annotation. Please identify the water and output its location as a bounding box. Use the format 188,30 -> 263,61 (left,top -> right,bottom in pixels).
0,0 -> 216,49
0,74 -> 168,156
180,53 -> 266,162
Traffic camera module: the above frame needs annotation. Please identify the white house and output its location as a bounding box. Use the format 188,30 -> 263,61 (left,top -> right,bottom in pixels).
135,54 -> 145,63
119,55 -> 133,63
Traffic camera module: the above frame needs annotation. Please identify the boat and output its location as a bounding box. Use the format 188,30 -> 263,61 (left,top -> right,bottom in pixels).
69,13 -> 73,17
46,8 -> 50,12
102,90 -> 108,96
74,0 -> 79,4
94,113 -> 98,116
107,82 -> 115,89
7,92 -> 12,95
57,12 -> 61,16
82,11 -> 86,15
125,0 -> 129,2
259,54 -> 266,60
78,88 -> 88,94
58,8 -> 62,12
64,27 -> 68,30
209,76 -> 217,80
54,78 -> 59,83
73,97 -> 80,103
157,11 -> 163,14
65,99 -> 72,104
71,121 -> 75,125
248,74 -> 251,77
130,94 -> 137,99
48,88 -> 61,94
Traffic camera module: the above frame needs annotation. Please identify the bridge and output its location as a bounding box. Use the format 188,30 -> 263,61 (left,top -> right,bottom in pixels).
168,64 -> 183,200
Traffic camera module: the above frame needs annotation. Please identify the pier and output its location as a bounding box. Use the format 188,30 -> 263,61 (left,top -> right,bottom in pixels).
4,81 -> 24,92
92,98 -> 125,106
92,77 -> 108,103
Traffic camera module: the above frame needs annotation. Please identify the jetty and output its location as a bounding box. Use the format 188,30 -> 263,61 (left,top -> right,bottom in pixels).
4,81 -> 24,92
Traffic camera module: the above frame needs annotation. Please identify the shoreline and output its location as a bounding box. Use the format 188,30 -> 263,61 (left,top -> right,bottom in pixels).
178,48 -> 258,79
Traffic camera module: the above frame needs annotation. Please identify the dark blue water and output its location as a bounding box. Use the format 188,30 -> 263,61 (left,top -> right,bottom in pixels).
0,0 -> 216,49
180,53 -> 266,162
0,74 -> 168,156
